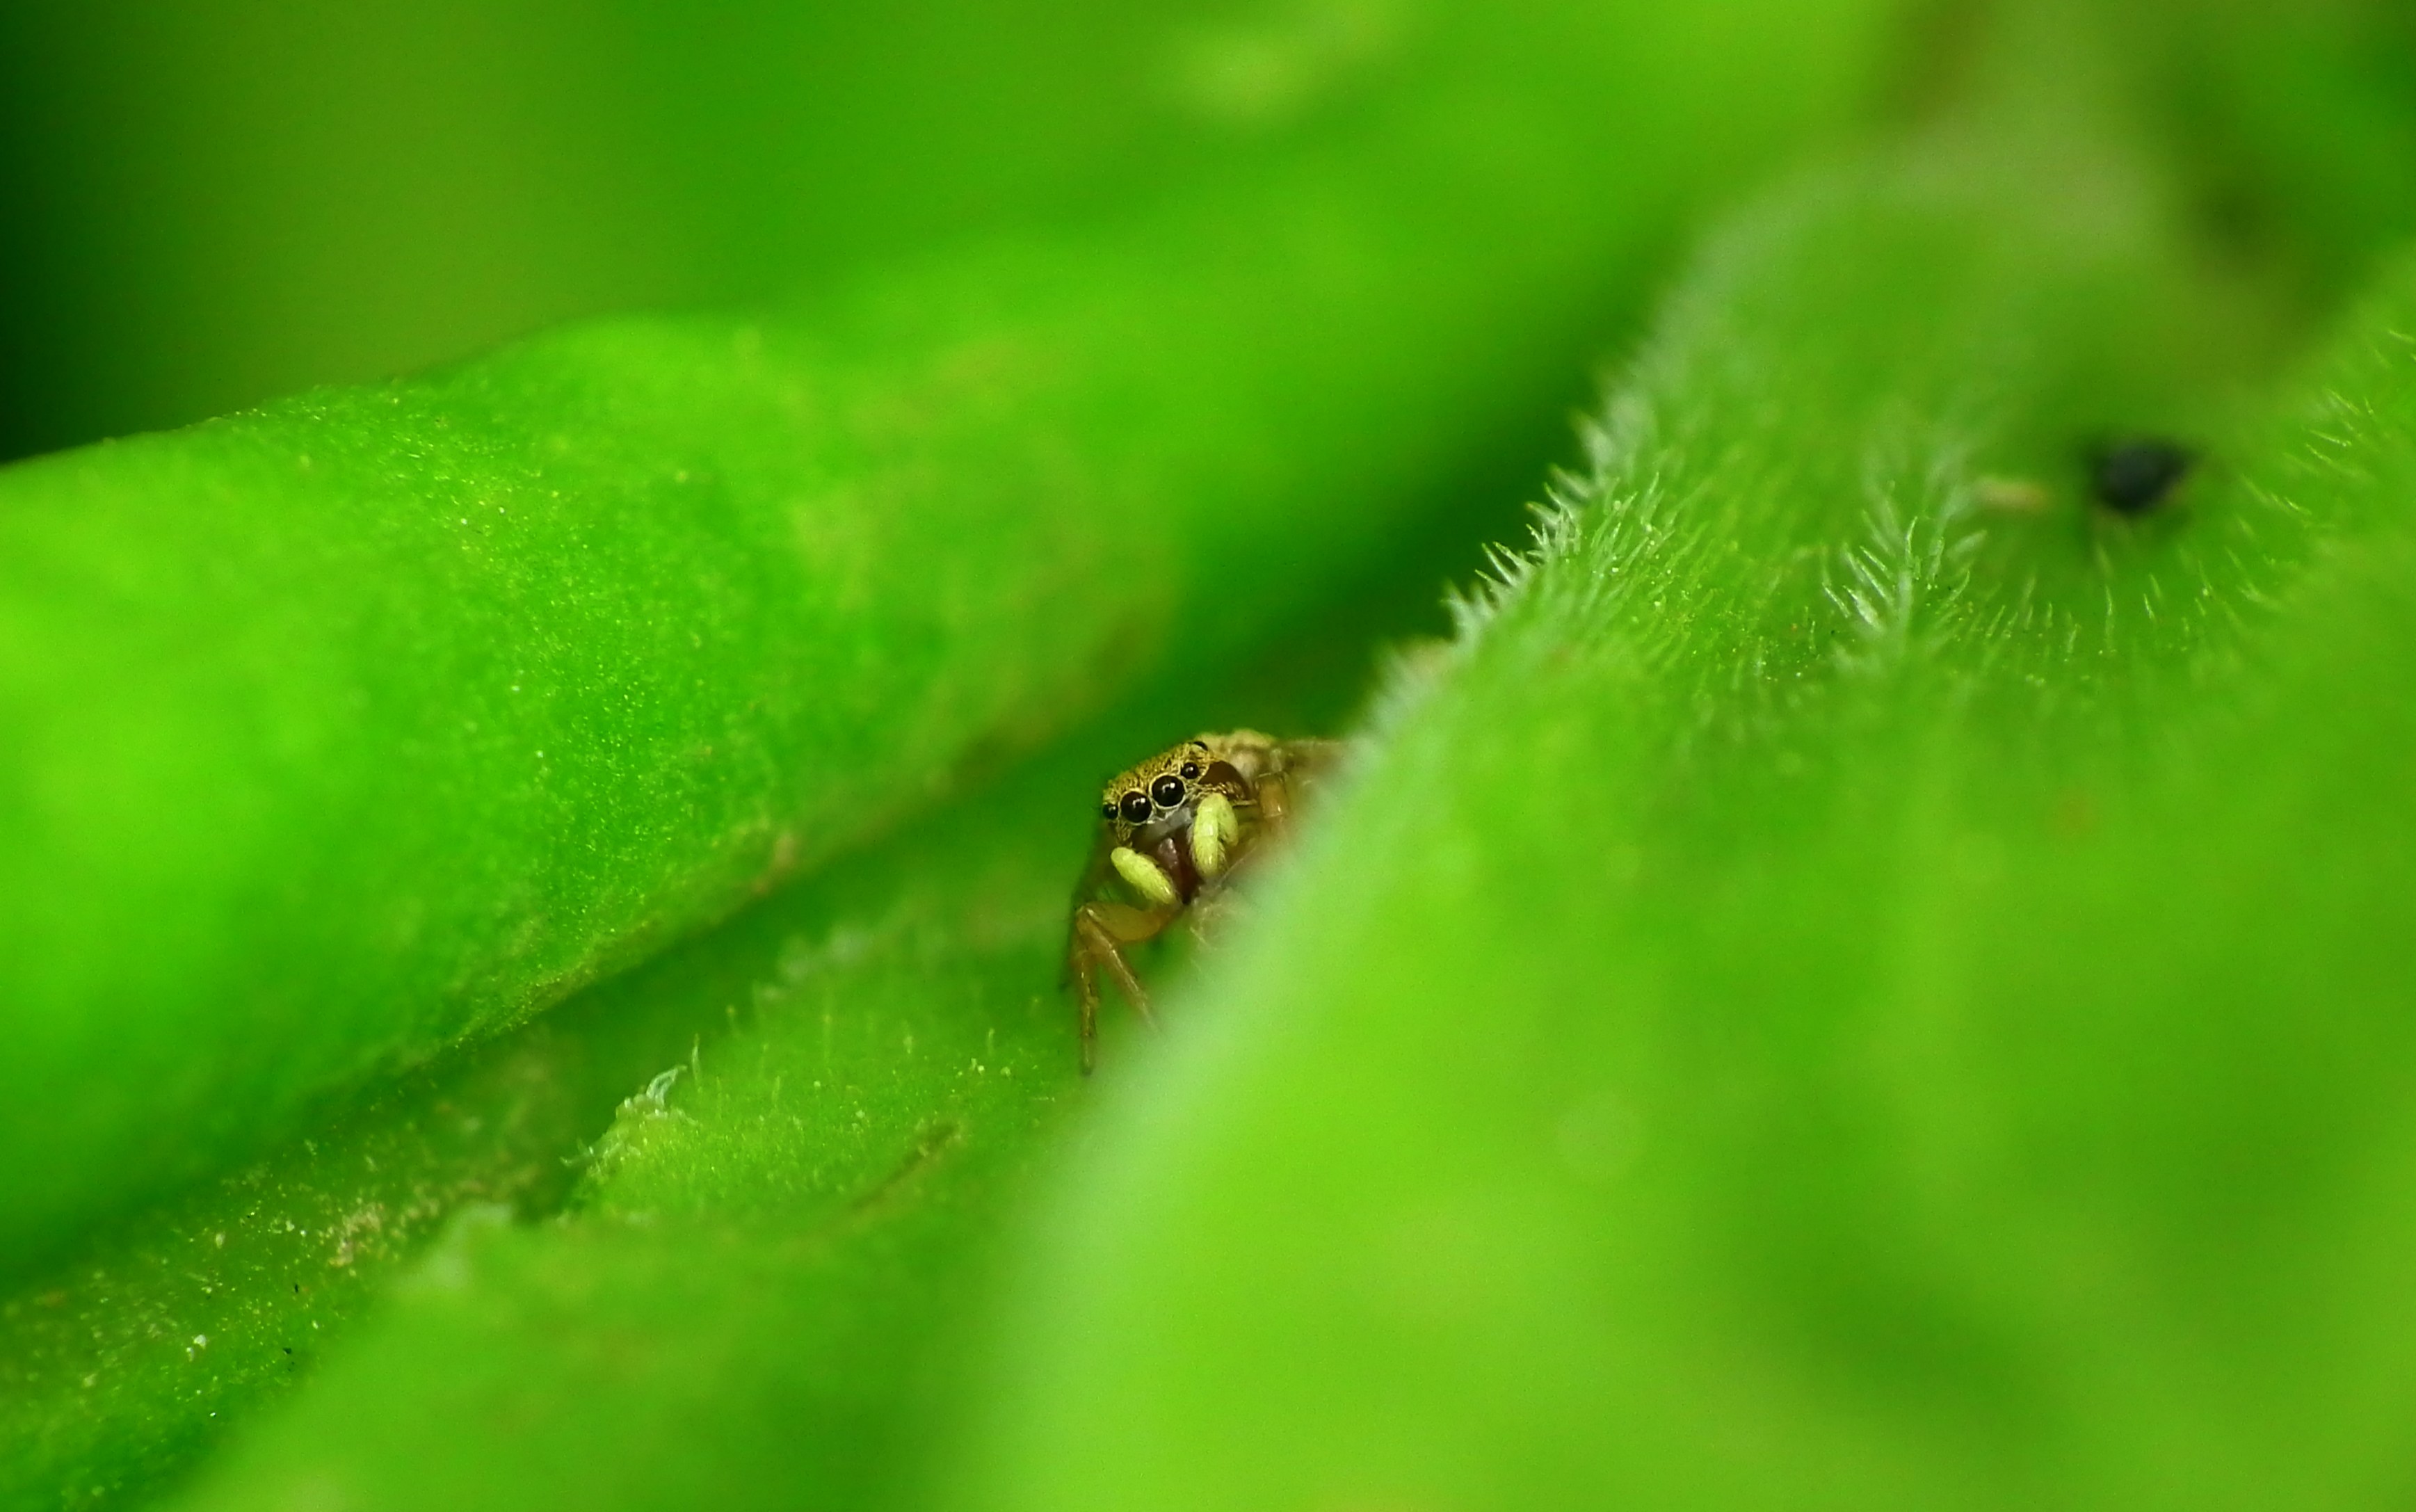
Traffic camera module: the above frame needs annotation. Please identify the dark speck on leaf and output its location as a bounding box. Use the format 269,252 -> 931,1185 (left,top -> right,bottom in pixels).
2088,437 -> 2194,515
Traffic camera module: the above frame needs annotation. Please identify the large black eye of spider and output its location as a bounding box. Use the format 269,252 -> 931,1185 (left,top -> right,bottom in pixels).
1151,774 -> 1186,809
2088,437 -> 2194,515
1119,791 -> 1152,824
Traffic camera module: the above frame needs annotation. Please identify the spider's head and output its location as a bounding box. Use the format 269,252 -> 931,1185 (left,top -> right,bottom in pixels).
1100,738 -> 1248,846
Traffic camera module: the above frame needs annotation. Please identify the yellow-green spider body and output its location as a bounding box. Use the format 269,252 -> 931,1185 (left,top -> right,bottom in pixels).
1066,730 -> 1340,1072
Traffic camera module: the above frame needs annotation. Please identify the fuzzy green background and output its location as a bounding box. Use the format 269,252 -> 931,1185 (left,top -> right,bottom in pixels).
3,2 -> 2416,1509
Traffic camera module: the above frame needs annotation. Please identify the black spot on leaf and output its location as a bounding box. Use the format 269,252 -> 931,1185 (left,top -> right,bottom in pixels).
2088,437 -> 2194,515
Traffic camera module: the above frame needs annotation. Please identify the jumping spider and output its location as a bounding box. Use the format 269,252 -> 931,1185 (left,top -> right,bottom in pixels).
1066,730 -> 1340,1072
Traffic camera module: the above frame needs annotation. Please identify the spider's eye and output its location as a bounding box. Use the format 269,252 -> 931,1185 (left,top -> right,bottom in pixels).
1120,791 -> 1152,824
1179,761 -> 1200,780
1151,774 -> 1186,809
1101,801 -> 1117,819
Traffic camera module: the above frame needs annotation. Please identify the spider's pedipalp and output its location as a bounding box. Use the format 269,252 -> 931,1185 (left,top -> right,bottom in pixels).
1191,791 -> 1239,878
1111,846 -> 1181,908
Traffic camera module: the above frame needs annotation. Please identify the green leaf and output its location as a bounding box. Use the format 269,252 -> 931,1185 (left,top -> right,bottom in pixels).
155,739 -> 1095,1512
962,54 -> 2416,1512
0,0 -> 1903,1278
2118,0 -> 2416,297
41,6 -> 2416,1510
0,0 -> 1262,457
0,967 -> 723,1509
2,7 -> 1916,1502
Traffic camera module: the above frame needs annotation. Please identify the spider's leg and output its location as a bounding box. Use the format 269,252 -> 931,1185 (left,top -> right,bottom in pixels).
1077,903 -> 1164,1020
1252,769 -> 1294,837
1070,900 -> 1173,1072
1067,926 -> 1102,1075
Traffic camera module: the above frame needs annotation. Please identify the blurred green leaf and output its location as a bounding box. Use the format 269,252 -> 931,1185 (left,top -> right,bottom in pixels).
2114,0 -> 2416,299
963,32 -> 2416,1510
0,3 -> 1911,1503
0,962 -> 723,1509
0,559 -> 1394,1512
0,0 -> 1210,458
155,739 -> 1096,1512
2,0 -> 1901,1278
24,3 -> 2416,1511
